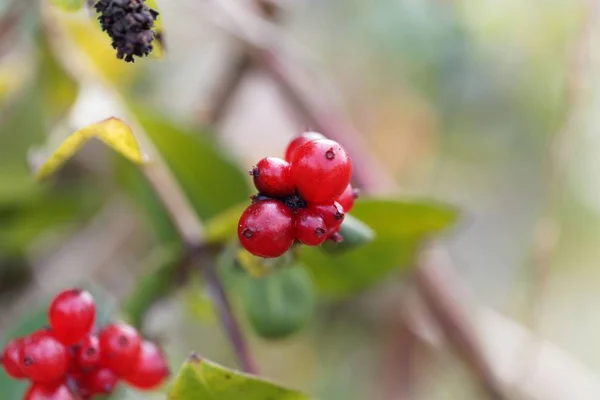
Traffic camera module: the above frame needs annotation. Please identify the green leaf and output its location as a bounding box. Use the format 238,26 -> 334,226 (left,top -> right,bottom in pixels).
169,355 -> 309,399
133,107 -> 251,220
300,198 -> 457,298
123,244 -> 184,328
50,0 -> 85,12
241,264 -> 315,340
320,214 -> 375,254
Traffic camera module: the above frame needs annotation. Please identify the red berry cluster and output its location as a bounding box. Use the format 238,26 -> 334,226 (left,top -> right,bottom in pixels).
1,289 -> 169,400
238,132 -> 359,258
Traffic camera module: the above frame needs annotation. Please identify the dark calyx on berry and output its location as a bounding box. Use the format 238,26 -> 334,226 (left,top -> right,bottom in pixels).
94,0 -> 159,63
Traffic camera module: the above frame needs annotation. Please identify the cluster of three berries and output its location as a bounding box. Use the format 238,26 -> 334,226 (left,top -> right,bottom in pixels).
0,289 -> 169,399
238,132 -> 357,258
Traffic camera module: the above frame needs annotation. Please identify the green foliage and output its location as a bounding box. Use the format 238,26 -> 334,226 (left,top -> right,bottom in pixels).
50,0 -> 85,12
299,199 -> 457,297
169,356 -> 309,400
241,264 -> 315,340
133,107 -> 251,221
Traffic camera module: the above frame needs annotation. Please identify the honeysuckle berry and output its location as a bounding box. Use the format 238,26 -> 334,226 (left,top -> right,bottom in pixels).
310,202 -> 345,230
336,184 -> 359,213
19,331 -> 69,383
84,367 -> 119,395
1,338 -> 26,379
123,341 -> 169,390
94,0 -> 159,63
290,138 -> 352,204
75,335 -> 101,370
49,289 -> 96,346
295,209 -> 327,246
24,382 -> 75,400
238,199 -> 295,258
99,323 -> 142,376
250,157 -> 295,197
284,131 -> 325,162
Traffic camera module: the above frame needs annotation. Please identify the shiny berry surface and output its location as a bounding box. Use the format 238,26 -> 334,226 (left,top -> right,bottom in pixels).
19,331 -> 68,383
290,139 -> 352,204
336,184 -> 358,213
250,157 -> 295,197
238,200 -> 295,258
1,338 -> 26,379
310,202 -> 345,230
294,209 -> 327,246
24,383 -> 74,400
48,289 -> 96,346
284,131 -> 325,162
99,323 -> 141,376
84,367 -> 119,395
75,335 -> 101,370
123,341 -> 169,390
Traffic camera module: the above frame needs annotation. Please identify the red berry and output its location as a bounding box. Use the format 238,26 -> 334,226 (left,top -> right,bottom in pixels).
19,331 -> 68,383
83,367 -> 119,395
24,383 -> 74,400
250,157 -> 295,197
75,335 -> 100,370
123,341 -> 169,390
1,338 -> 26,379
238,200 -> 295,258
310,202 -> 345,230
99,323 -> 141,376
294,209 -> 327,246
336,184 -> 358,213
284,131 -> 325,162
49,289 -> 96,346
290,139 -> 352,204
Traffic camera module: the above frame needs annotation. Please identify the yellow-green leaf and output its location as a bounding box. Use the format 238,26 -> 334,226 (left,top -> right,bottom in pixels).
169,356 -> 309,400
33,118 -> 146,181
50,0 -> 85,12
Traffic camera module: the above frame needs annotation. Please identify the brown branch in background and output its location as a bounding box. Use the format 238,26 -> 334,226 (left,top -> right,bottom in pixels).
0,0 -> 36,57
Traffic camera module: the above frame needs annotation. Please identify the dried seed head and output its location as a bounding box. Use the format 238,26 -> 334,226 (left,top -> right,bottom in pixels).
94,0 -> 159,63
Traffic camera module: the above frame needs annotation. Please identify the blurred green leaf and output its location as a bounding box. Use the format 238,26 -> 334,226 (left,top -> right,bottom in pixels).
169,356 -> 309,399
123,244 -> 184,328
300,198 -> 457,297
241,264 -> 315,340
133,107 -> 251,220
49,0 -> 85,12
204,203 -> 247,244
320,214 -> 375,254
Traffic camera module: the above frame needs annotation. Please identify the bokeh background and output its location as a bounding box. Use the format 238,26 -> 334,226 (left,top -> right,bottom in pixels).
1,0 -> 600,398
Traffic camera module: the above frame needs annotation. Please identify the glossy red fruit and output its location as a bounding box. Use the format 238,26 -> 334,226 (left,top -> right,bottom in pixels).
99,323 -> 142,376
290,139 -> 352,204
1,338 -> 26,379
19,331 -> 68,383
310,202 -> 345,230
336,184 -> 358,213
250,157 -> 295,197
24,383 -> 74,400
284,131 -> 325,162
294,209 -> 327,246
238,200 -> 295,258
49,289 -> 96,346
75,335 -> 100,370
84,367 -> 119,395
123,341 -> 169,390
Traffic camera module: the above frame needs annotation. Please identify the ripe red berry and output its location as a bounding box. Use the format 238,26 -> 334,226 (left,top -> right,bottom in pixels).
250,157 -> 295,197
290,139 -> 352,204
123,341 -> 169,390
99,323 -> 141,376
238,200 -> 295,258
1,338 -> 26,379
24,383 -> 74,400
336,184 -> 358,213
284,131 -> 325,162
328,227 -> 344,243
75,335 -> 100,370
19,331 -> 68,383
310,202 -> 345,230
84,367 -> 119,395
294,209 -> 327,246
48,289 -> 96,346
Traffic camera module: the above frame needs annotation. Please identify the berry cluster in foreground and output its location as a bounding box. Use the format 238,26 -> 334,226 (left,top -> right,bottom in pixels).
1,289 -> 169,399
238,132 -> 358,258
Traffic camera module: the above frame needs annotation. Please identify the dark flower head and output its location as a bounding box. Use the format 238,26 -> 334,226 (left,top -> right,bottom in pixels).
94,0 -> 159,63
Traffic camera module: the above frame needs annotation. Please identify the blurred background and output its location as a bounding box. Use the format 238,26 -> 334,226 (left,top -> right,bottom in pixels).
1,0 -> 599,398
